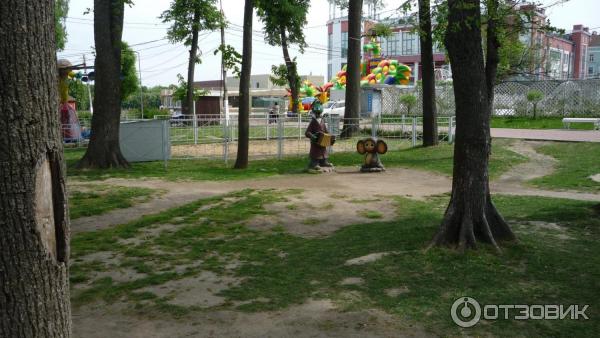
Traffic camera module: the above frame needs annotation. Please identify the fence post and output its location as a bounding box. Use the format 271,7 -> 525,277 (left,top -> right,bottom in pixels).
223,115 -> 229,164
448,116 -> 454,144
298,113 -> 302,140
371,114 -> 378,138
412,117 -> 417,147
266,114 -> 270,140
193,108 -> 198,145
277,113 -> 284,160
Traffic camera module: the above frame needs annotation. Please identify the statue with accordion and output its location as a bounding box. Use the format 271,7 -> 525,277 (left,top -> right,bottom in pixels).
305,99 -> 336,171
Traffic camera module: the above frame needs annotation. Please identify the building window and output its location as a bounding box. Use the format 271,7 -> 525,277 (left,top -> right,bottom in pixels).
328,33 -> 333,61
383,32 -> 400,56
256,82 -> 260,88
341,32 -> 348,58
590,66 -> 594,75
401,31 -> 418,55
590,54 -> 595,62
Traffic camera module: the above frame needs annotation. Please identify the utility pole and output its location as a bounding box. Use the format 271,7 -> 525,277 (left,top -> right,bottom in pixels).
220,0 -> 229,122
83,54 -> 93,114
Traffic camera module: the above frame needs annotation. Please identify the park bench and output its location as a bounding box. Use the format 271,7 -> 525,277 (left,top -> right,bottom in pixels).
562,117 -> 600,130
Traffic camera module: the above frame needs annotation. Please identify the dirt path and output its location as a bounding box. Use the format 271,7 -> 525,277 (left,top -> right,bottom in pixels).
71,142 -> 600,234
70,167 -> 452,234
490,140 -> 600,202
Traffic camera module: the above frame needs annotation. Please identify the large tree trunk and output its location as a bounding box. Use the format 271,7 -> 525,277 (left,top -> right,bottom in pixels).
0,1 -> 71,336
234,0 -> 253,169
341,0 -> 363,138
280,26 -> 299,116
430,0 -> 515,251
185,9 -> 201,115
419,0 -> 438,146
78,0 -> 129,168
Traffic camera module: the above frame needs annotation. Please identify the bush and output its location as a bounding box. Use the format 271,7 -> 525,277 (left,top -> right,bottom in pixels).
123,108 -> 171,120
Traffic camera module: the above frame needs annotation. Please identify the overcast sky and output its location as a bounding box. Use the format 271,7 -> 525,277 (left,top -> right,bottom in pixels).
57,0 -> 600,87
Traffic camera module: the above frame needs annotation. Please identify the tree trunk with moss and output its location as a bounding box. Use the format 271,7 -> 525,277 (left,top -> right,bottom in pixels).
341,0 -> 363,138
419,0 -> 438,146
430,0 -> 515,250
0,0 -> 71,336
78,0 -> 129,169
234,0 -> 253,169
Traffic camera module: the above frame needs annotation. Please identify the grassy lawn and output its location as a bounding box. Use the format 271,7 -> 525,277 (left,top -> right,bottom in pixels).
65,140 -> 524,181
491,116 -> 596,130
70,189 -> 600,336
69,185 -> 160,219
530,142 -> 600,192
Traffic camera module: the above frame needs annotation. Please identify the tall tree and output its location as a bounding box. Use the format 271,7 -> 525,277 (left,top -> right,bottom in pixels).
1,1 -> 71,336
341,0 -> 363,137
430,0 -> 515,250
256,0 -> 310,116
55,0 -> 70,50
78,0 -> 130,168
419,0 -> 438,146
234,0 -> 254,169
161,0 -> 222,114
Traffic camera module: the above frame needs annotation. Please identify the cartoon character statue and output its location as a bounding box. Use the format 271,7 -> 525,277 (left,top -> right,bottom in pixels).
57,58 -> 82,142
305,99 -> 335,171
356,138 -> 388,172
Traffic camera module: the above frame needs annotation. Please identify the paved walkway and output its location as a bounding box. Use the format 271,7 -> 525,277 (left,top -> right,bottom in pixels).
491,128 -> 600,142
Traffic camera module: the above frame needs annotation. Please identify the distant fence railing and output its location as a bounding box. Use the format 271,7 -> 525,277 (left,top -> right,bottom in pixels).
381,79 -> 600,117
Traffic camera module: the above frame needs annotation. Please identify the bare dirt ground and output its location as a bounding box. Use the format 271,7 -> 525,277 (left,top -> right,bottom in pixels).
69,141 -> 600,337
73,299 -> 427,338
70,167 -> 452,234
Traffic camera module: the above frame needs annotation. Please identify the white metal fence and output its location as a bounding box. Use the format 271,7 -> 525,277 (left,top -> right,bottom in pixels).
62,113 -> 455,163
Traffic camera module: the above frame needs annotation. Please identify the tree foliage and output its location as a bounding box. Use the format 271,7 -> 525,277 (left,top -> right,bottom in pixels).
121,42 -> 139,101
256,0 -> 310,51
55,0 -> 69,50
269,63 -> 293,87
214,44 -> 242,77
399,93 -> 417,115
161,0 -> 223,48
172,74 -> 208,102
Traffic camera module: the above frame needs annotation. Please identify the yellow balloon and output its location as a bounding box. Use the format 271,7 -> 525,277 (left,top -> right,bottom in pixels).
382,66 -> 389,74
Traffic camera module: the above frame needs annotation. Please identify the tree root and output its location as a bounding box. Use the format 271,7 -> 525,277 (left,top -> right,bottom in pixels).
428,195 -> 516,253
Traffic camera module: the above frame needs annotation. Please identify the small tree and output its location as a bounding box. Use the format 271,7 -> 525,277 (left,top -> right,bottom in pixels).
161,0 -> 222,114
400,94 -> 417,116
526,89 -> 543,119
256,0 -> 309,116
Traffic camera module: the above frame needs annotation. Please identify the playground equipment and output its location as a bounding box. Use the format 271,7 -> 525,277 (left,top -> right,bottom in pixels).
285,39 -> 413,109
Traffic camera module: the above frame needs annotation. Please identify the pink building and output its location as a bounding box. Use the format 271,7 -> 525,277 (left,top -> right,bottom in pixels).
570,25 -> 592,79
